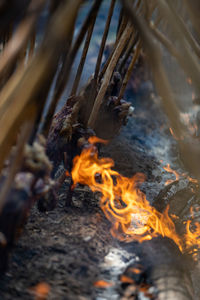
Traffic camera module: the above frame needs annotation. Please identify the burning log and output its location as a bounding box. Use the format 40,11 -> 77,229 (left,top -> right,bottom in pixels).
121,237 -> 194,300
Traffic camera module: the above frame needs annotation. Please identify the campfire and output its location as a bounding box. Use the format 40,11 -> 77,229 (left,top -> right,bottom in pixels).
0,0 -> 200,299
70,136 -> 200,258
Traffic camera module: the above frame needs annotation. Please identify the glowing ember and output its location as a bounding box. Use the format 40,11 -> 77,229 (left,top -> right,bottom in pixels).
169,127 -> 181,140
29,282 -> 50,300
163,164 -> 180,185
163,163 -> 198,185
120,275 -> 135,284
93,280 -> 114,288
70,137 -> 200,257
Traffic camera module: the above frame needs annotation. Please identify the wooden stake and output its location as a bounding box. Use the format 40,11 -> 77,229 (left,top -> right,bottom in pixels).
88,24 -> 133,129
117,41 -> 141,103
94,0 -> 116,81
70,14 -> 97,96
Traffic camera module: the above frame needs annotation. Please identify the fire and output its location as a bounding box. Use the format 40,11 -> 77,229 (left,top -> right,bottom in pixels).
29,282 -> 50,300
163,164 -> 180,185
169,127 -> 182,140
70,137 -> 200,257
163,163 -> 198,185
93,280 -> 114,288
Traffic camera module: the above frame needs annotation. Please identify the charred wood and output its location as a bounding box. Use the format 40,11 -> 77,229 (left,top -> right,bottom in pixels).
121,237 -> 194,300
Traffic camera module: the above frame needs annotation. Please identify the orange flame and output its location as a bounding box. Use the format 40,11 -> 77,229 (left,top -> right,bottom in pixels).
71,138 -> 200,257
93,280 -> 114,288
169,127 -> 181,140
163,163 -> 198,185
29,282 -> 50,300
163,164 -> 180,185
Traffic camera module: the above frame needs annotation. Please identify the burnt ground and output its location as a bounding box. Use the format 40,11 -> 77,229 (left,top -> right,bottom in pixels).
0,84 -> 200,299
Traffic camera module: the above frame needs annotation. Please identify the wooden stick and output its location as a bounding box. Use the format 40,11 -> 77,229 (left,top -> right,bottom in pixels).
0,0 -> 46,86
121,0 -> 200,181
167,0 -> 200,60
94,0 -> 116,81
183,0 -> 200,38
41,0 -> 103,136
150,22 -> 200,88
120,0 -> 184,138
88,24 -> 133,129
70,14 -> 97,96
99,0 -> 141,81
0,0 -> 82,173
156,0 -> 200,97
117,41 -> 141,103
28,31 -> 36,60
117,32 -> 138,74
41,25 -> 75,137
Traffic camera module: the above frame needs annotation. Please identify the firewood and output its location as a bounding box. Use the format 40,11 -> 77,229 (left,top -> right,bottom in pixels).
121,237 -> 194,300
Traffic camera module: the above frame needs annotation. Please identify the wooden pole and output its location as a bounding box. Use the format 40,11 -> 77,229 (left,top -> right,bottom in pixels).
88,24 -> 133,129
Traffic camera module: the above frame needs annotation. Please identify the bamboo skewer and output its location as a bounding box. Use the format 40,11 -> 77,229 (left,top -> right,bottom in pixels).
117,41 -> 141,103
70,13 -> 97,96
167,0 -> 200,60
41,0 -> 103,136
94,0 -> 116,81
88,23 -> 133,129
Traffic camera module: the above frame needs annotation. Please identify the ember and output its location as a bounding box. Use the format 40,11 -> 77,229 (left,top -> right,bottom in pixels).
163,163 -> 180,185
163,163 -> 198,185
29,282 -> 50,300
70,137 -> 200,257
93,280 -> 114,288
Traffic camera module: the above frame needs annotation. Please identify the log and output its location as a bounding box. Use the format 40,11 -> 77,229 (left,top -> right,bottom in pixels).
121,237 -> 194,300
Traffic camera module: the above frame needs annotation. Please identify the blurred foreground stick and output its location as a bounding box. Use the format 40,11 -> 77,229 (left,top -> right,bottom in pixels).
0,0 -> 82,174
121,237 -> 194,300
121,0 -> 200,182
